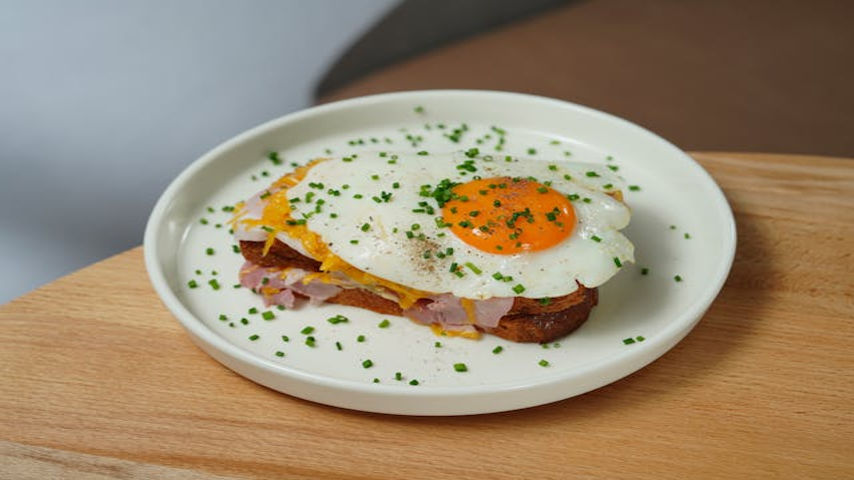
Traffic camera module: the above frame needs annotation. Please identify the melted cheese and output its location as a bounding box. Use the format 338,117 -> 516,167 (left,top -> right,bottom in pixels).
460,298 -> 477,324
429,323 -> 481,340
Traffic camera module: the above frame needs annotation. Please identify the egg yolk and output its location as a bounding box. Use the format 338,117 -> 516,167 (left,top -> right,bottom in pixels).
441,176 -> 576,254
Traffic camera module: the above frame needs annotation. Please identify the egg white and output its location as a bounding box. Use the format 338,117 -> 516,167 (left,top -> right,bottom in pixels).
280,152 -> 633,299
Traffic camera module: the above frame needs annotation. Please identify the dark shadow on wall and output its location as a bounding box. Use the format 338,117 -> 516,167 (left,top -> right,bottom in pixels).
314,0 -> 854,158
315,0 -> 576,98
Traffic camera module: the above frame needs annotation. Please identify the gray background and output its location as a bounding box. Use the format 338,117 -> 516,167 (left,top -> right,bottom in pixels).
0,0 -> 396,303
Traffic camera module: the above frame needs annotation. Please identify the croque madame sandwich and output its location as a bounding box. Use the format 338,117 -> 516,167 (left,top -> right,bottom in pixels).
231,151 -> 634,343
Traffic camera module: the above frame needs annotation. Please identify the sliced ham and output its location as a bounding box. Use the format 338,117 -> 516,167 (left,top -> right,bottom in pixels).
267,289 -> 296,308
239,262 -> 267,289
239,261 -> 341,307
472,297 -> 514,328
239,260 -> 514,329
403,294 -> 514,329
288,281 -> 342,305
405,295 -> 468,326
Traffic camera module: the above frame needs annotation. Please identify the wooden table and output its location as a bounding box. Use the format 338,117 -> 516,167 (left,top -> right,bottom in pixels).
2,152 -> 852,479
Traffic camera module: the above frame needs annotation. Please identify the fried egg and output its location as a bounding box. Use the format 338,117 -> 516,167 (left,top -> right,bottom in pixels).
237,151 -> 633,301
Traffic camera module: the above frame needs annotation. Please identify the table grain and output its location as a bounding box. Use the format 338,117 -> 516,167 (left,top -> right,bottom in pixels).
1,153 -> 852,479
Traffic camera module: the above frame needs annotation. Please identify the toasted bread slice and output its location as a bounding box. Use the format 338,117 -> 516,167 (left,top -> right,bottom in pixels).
240,240 -> 597,343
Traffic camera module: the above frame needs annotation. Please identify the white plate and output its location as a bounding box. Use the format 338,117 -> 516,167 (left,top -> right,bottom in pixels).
144,90 -> 735,415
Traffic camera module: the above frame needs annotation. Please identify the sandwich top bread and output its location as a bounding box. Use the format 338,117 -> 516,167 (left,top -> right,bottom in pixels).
231,151 -> 634,342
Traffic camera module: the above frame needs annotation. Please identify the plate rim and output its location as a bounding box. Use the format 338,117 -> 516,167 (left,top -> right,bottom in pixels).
143,89 -> 737,412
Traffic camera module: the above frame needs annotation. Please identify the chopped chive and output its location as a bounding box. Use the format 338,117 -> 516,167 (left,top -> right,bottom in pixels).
623,337 -> 636,345
395,372 -> 403,381
684,233 -> 691,239
300,326 -> 315,335
512,284 -> 526,294
409,379 -> 419,386
208,279 -> 220,290
674,275 -> 683,282
636,336 -> 646,342
360,222 -> 370,232
248,334 -> 259,341
548,164 -> 557,171
362,359 -> 374,369
538,359 -> 550,367
538,297 -> 552,305
453,363 -> 468,372
336,341 -> 342,351
591,235 -> 602,242
492,272 -> 504,281
275,351 -> 285,357
378,319 -> 391,328
205,247 -> 214,256
327,314 -> 349,324
248,307 -> 258,314
641,267 -> 649,275
281,335 -> 289,342
628,185 -> 641,191
187,280 -> 198,289
218,314 -> 227,321
464,262 -> 482,275
613,257 -> 622,268
261,311 -> 275,321
305,336 -> 316,347
434,341 -> 442,348
492,346 -> 504,354
357,335 -> 365,342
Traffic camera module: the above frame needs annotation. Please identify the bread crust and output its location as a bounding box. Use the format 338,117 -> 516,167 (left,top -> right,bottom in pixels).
240,240 -> 597,343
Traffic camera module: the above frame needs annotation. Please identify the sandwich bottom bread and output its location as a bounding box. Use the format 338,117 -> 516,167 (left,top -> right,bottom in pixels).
239,239 -> 598,343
